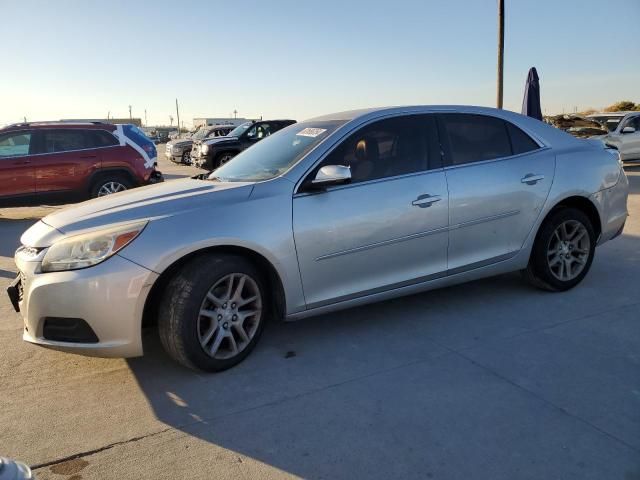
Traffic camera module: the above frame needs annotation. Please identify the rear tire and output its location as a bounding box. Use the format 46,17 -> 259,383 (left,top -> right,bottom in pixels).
158,254 -> 267,372
90,174 -> 133,198
524,207 -> 596,292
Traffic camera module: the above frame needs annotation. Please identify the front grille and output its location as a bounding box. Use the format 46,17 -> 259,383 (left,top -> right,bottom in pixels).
18,271 -> 25,301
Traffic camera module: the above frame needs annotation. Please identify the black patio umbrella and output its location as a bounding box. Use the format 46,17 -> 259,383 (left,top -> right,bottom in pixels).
521,67 -> 542,120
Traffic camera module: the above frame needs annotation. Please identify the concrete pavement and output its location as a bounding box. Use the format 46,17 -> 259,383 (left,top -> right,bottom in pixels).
0,160 -> 638,479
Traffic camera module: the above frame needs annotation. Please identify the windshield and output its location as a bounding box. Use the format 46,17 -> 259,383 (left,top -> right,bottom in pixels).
228,122 -> 252,137
191,129 -> 209,140
208,120 -> 345,182
590,115 -> 623,132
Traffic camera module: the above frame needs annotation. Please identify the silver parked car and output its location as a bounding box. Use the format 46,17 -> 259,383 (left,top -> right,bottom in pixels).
9,106 -> 629,371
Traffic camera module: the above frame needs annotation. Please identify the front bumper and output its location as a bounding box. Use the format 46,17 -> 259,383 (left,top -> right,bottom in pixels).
147,170 -> 164,184
12,253 -> 158,358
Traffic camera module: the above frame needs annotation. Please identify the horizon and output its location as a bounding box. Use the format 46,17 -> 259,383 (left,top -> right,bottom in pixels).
1,0 -> 639,127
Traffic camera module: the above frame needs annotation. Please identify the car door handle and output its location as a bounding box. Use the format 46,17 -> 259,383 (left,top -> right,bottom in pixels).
412,194 -> 441,208
521,174 -> 545,185
13,159 -> 31,165
79,154 -> 98,159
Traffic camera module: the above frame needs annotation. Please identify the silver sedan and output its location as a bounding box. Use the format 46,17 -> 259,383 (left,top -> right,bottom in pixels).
10,106 -> 629,371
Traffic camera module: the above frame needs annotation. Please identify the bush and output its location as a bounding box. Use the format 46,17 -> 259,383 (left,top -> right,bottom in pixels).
604,101 -> 637,112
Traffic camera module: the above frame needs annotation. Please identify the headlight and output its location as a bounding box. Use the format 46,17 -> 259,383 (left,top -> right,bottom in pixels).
171,146 -> 181,153
201,144 -> 209,154
41,221 -> 148,272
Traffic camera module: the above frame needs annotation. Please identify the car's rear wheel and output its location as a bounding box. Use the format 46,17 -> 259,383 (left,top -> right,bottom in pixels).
158,254 -> 267,371
524,207 -> 596,291
90,174 -> 132,198
216,152 -> 236,168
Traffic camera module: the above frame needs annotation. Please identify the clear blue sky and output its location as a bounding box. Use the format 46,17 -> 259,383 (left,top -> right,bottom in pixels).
1,0 -> 638,126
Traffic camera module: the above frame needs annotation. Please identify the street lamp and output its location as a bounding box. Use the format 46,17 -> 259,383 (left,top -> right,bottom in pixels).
497,0 -> 505,109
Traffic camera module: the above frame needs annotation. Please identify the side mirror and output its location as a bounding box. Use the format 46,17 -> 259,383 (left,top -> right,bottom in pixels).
622,126 -> 636,134
311,165 -> 351,187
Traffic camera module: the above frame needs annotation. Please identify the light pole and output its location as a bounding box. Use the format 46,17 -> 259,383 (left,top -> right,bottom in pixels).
128,105 -> 132,120
144,109 -> 147,126
233,109 -> 238,119
497,0 -> 505,109
175,98 -> 181,133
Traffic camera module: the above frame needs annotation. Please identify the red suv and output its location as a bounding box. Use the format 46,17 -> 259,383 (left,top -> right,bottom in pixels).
0,121 -> 163,205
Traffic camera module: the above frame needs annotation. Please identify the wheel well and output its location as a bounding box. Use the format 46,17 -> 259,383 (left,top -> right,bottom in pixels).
545,196 -> 602,239
216,150 -> 239,159
141,246 -> 286,328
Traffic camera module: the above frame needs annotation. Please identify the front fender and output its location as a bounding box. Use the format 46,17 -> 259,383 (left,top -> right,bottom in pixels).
118,178 -> 307,314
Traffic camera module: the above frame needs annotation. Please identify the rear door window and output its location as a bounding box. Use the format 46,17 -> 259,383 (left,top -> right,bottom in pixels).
439,114 -> 511,165
0,131 -> 32,157
42,129 -> 88,153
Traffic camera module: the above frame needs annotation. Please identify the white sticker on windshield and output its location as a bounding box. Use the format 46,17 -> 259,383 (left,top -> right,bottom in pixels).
296,128 -> 327,138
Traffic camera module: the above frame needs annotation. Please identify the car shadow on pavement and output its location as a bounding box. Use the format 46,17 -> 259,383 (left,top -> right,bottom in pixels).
123,231 -> 640,480
0,269 -> 16,279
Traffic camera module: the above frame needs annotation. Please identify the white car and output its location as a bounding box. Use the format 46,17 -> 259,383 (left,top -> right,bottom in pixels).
589,112 -> 640,163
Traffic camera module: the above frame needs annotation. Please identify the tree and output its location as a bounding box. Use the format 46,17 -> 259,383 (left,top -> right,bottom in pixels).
604,101 -> 637,112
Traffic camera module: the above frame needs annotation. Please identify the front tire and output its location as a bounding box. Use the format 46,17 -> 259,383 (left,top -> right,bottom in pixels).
215,152 -> 236,168
181,151 -> 191,165
158,254 -> 267,372
524,208 -> 596,291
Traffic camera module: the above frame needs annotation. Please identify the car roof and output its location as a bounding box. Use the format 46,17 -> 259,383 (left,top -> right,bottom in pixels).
587,111 -> 636,118
308,105 -> 582,148
2,121 -> 116,132
258,119 -> 296,123
306,105 -> 552,122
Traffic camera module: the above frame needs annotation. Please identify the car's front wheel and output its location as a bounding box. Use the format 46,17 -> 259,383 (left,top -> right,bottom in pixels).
215,152 -> 236,168
524,207 -> 596,291
158,254 -> 266,371
181,151 -> 191,165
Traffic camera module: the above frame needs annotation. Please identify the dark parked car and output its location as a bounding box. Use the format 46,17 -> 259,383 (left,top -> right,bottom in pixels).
191,120 -> 296,169
165,125 -> 235,164
0,121 -> 163,205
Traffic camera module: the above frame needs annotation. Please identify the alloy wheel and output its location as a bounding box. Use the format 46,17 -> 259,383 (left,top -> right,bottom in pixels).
97,181 -> 127,196
547,220 -> 591,281
197,273 -> 263,360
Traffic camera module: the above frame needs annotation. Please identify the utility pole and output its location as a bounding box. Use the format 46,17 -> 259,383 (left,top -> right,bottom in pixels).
233,109 -> 237,119
169,115 -> 173,126
128,105 -> 132,120
175,98 -> 181,133
107,111 -> 110,121
144,109 -> 147,126
497,0 -> 505,109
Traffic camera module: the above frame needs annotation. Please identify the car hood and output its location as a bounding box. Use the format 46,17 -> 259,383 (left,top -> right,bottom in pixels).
168,139 -> 194,148
203,136 -> 238,146
34,179 -> 254,241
